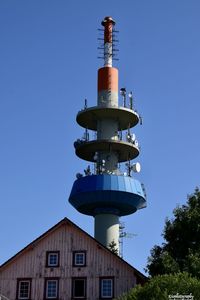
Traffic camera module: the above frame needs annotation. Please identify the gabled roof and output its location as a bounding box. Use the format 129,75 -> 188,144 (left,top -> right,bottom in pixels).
0,217 -> 147,282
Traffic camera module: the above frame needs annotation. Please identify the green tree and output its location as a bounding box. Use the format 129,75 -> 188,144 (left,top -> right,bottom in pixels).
146,188 -> 200,277
116,272 -> 200,300
108,240 -> 118,255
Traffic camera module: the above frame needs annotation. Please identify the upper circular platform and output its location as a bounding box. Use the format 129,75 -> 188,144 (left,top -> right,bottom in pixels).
69,174 -> 147,217
74,139 -> 139,163
76,106 -> 139,130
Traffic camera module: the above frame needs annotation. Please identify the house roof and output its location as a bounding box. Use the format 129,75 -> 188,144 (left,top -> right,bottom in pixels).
0,217 -> 147,282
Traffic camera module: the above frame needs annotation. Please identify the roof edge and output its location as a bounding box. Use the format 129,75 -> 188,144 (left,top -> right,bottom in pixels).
0,217 -> 147,281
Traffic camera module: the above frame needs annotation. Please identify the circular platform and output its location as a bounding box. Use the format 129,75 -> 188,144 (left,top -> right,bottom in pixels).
74,139 -> 139,162
68,174 -> 147,216
76,106 -> 139,130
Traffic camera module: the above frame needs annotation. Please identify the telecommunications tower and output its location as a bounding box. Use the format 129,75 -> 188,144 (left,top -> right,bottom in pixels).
69,17 -> 146,254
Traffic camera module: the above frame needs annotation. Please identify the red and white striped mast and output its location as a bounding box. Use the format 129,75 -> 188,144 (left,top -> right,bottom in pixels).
102,16 -> 115,67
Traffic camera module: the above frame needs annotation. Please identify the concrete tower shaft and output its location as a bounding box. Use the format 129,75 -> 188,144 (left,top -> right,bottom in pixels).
97,67 -> 119,172
97,17 -> 118,174
98,67 -> 118,107
69,17 -> 146,255
96,18 -> 120,249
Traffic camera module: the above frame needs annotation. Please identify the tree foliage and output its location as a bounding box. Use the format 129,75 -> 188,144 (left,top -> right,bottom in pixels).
116,272 -> 200,300
146,188 -> 200,277
108,240 -> 118,255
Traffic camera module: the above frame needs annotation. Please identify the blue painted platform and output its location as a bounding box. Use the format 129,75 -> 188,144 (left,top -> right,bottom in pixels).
69,174 -> 146,216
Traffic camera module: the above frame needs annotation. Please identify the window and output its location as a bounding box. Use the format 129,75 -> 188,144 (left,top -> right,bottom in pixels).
100,278 -> 114,299
46,251 -> 60,267
17,279 -> 31,300
73,251 -> 86,267
72,278 -> 86,299
44,278 -> 59,299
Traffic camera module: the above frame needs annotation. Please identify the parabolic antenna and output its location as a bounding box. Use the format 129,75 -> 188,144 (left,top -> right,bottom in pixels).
132,162 -> 141,173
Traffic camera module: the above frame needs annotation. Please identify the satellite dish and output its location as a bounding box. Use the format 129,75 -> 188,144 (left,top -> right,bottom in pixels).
131,133 -> 136,142
128,92 -> 132,98
134,139 -> 139,147
131,162 -> 141,173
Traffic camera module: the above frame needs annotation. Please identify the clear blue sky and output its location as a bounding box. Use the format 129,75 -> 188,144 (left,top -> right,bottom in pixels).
1,0 -> 200,274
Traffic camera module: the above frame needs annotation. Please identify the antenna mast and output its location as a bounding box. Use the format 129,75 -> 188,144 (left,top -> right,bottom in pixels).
69,16 -> 146,256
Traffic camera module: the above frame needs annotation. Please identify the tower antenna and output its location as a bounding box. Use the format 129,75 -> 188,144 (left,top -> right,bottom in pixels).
119,222 -> 137,258
69,17 -> 146,255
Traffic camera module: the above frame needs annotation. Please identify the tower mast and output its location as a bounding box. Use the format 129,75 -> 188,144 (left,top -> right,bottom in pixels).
69,17 -> 146,254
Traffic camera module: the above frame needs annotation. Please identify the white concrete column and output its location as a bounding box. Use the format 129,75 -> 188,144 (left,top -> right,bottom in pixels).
94,214 -> 119,254
97,119 -> 119,173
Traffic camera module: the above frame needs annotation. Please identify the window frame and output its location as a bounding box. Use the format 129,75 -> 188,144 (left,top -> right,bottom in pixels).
72,277 -> 87,299
44,278 -> 59,300
46,251 -> 60,268
73,251 -> 86,267
100,277 -> 114,299
16,278 -> 32,300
